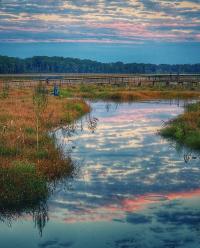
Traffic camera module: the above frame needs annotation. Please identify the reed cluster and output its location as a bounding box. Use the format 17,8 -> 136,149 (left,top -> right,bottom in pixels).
0,84 -> 90,214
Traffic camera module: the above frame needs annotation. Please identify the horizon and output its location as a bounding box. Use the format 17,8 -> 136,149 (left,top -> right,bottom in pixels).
0,1 -> 200,64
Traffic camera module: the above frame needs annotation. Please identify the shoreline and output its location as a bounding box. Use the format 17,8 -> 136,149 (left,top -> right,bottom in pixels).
160,102 -> 200,151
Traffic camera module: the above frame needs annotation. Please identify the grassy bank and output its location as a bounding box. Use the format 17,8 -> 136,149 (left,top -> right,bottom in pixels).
60,84 -> 200,101
1,81 -> 200,215
160,102 -> 200,150
0,86 -> 89,175
0,85 -> 90,214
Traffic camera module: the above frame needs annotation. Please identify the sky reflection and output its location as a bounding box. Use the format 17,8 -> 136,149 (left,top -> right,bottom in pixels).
1,100 -> 200,248
52,101 -> 200,225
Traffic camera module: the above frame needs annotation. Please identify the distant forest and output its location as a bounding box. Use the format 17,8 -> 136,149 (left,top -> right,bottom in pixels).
0,55 -> 200,74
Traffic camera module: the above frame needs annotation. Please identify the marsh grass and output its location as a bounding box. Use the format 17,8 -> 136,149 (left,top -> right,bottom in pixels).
60,84 -> 200,102
0,161 -> 49,235
33,82 -> 48,151
1,82 -> 200,223
0,86 -> 89,167
160,102 -> 200,150
0,82 -> 10,99
0,145 -> 19,157
0,85 -> 90,221
0,162 -> 48,209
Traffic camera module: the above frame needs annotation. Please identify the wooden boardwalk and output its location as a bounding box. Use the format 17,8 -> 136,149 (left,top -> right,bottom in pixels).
0,74 -> 200,88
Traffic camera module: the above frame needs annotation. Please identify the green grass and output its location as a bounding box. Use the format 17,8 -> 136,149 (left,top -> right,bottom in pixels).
0,83 -> 10,99
35,150 -> 49,159
60,84 -> 200,102
62,100 -> 89,123
0,161 -> 48,210
25,127 -> 36,135
186,102 -> 200,112
160,102 -> 200,150
0,145 -> 19,157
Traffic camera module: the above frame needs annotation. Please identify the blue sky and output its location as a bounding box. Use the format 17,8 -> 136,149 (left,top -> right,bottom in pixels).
0,0 -> 200,64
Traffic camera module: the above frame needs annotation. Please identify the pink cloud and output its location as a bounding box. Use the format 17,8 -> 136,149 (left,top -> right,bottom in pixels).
49,188 -> 200,224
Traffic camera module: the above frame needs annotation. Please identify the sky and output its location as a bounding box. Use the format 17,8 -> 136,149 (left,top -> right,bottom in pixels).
0,0 -> 200,64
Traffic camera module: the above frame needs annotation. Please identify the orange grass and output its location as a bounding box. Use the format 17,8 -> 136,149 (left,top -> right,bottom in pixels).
0,86 -> 90,180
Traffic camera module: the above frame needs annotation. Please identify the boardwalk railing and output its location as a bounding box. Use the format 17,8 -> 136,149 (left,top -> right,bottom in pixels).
0,74 -> 200,88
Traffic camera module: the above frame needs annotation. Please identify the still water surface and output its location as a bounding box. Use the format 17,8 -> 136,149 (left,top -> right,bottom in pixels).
1,100 -> 200,248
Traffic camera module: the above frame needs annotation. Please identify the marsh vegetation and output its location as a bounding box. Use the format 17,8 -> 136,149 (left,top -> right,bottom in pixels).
60,83 -> 200,101
0,82 -> 90,227
160,101 -> 200,150
0,80 -> 200,247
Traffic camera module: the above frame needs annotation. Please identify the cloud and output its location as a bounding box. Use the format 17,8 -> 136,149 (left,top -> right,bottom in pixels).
48,188 -> 200,224
0,1 -> 199,44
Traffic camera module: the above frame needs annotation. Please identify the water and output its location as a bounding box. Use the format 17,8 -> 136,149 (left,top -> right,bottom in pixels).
1,100 -> 200,248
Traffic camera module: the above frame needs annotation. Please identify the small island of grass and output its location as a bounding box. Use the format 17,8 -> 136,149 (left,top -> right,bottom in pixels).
160,102 -> 200,150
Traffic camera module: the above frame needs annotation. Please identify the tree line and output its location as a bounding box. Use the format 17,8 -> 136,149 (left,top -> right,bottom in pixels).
0,55 -> 200,74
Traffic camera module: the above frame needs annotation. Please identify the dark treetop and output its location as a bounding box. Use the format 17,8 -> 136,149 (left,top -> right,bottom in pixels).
0,55 -> 200,74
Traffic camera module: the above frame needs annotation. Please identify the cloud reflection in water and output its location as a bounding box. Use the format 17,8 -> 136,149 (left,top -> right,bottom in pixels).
52,101 -> 200,226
